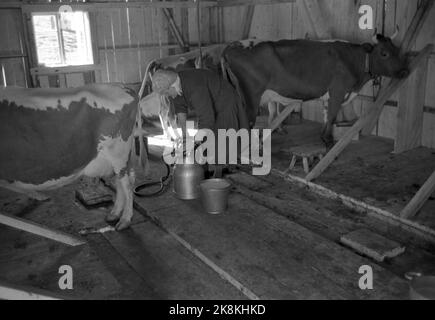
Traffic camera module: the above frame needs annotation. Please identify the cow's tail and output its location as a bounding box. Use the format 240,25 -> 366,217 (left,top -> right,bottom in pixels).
1,171 -> 82,194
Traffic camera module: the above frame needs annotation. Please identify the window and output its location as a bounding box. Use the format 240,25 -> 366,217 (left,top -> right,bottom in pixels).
32,11 -> 93,67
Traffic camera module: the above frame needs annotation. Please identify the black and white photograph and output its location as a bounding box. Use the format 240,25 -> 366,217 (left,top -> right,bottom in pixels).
0,0 -> 435,305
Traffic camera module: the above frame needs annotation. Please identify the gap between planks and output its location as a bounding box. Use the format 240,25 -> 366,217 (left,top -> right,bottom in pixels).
133,202 -> 260,300
104,179 -> 259,300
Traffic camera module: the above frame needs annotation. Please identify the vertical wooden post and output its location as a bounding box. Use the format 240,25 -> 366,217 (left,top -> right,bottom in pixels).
241,5 -> 255,39
394,55 -> 429,153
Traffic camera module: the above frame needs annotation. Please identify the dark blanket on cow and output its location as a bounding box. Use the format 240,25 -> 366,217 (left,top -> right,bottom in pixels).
0,88 -> 138,184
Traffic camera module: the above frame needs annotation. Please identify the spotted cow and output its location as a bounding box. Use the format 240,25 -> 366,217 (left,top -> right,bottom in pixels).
0,84 -> 146,230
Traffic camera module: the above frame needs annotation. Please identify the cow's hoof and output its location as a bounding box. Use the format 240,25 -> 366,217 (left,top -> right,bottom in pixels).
105,211 -> 121,224
115,218 -> 131,231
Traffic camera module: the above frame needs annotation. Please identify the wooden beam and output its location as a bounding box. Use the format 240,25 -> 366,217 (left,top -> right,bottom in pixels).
241,5 -> 255,39
19,1 -> 219,12
162,8 -> 189,51
275,169 -> 435,242
0,212 -> 86,247
269,104 -> 299,132
400,0 -> 435,52
394,54 -> 429,153
305,44 -> 434,182
362,0 -> 435,135
218,0 -> 295,6
30,64 -> 103,76
400,169 -> 435,219
300,0 -> 332,39
0,281 -> 67,300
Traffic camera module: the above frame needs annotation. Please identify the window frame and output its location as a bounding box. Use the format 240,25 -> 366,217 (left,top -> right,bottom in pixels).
31,10 -> 94,68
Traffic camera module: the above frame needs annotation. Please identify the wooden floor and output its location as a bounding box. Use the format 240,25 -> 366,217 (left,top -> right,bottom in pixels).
1,119 -> 435,299
271,119 -> 435,229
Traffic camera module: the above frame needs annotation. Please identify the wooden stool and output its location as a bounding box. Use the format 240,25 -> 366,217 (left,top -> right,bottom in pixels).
284,144 -> 326,174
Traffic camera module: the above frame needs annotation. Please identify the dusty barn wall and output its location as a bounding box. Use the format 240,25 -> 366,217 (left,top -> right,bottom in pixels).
0,1 -> 223,89
94,3 -> 222,85
0,8 -> 28,87
230,0 -> 434,149
86,3 -> 224,86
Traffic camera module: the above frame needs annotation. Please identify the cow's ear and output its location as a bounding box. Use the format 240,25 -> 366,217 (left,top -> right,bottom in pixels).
362,43 -> 374,53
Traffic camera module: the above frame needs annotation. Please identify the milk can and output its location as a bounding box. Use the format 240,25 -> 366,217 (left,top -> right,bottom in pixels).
173,162 -> 205,200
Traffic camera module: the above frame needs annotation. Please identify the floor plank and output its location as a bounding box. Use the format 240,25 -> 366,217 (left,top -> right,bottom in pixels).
102,220 -> 246,299
134,189 -> 409,299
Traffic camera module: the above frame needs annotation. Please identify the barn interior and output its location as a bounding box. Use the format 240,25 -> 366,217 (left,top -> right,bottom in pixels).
1,0 -> 435,300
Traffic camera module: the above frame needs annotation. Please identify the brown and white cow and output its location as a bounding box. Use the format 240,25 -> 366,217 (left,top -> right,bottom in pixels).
0,84 -> 146,230
222,31 -> 409,146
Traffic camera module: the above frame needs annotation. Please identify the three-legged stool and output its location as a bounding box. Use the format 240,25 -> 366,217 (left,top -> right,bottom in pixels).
284,144 -> 326,174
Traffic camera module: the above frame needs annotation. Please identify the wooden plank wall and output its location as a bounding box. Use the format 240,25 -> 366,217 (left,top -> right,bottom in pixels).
0,8 -> 27,87
95,3 -> 222,85
230,0 -> 433,148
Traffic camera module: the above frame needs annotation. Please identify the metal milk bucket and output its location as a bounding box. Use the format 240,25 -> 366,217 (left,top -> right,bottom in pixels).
406,272 -> 435,300
200,178 -> 232,214
173,162 -> 205,200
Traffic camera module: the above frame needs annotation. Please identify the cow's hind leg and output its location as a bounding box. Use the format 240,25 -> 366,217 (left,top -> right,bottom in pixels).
105,178 -> 125,223
323,79 -> 352,148
115,170 -> 135,231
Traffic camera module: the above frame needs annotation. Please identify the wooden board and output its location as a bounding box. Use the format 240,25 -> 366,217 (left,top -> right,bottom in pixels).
229,169 -> 435,277
395,55 -> 429,153
134,187 -> 409,299
340,229 -> 406,262
0,212 -> 85,247
0,226 -> 122,299
401,169 -> 435,219
102,219 -> 246,299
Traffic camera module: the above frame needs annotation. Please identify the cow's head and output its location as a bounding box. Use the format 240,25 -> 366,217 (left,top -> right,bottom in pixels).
365,27 -> 409,79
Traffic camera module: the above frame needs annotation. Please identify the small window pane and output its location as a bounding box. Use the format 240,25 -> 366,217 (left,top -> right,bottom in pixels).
33,14 -> 62,67
32,11 -> 94,67
60,11 -> 94,66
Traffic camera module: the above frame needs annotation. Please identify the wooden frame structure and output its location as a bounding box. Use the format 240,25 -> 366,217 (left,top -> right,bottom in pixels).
0,280 -> 68,300
303,0 -> 435,222
1,0 -> 433,228
0,211 -> 86,246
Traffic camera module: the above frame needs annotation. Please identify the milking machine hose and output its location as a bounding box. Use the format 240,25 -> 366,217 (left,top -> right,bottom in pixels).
133,155 -> 172,197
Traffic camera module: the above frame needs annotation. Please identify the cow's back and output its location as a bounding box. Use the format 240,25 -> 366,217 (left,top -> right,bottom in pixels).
0,84 -> 138,184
